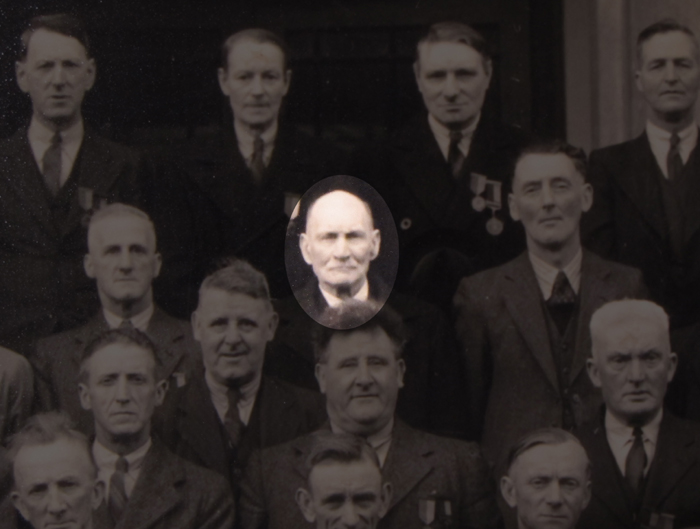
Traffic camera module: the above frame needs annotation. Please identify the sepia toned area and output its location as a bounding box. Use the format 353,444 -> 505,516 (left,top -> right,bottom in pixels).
0,1 -> 699,528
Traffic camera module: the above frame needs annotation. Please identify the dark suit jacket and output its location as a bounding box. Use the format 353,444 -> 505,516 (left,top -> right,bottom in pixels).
582,132 -> 700,328
31,306 -> 198,434
239,419 -> 500,529
453,250 -> 647,466
0,126 -> 149,355
153,372 -> 326,487
152,125 -> 346,318
353,113 -> 528,312
576,411 -> 700,529
93,438 -> 234,529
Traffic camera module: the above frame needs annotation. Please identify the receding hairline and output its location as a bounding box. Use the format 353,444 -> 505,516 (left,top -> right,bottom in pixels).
636,25 -> 700,67
87,206 -> 158,253
512,152 -> 585,188
221,30 -> 290,73
508,438 -> 590,477
304,190 -> 376,233
415,39 -> 492,73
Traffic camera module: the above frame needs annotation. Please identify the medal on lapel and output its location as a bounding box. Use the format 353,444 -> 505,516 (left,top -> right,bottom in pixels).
484,179 -> 504,236
469,173 -> 487,212
419,493 -> 453,527
418,498 -> 435,528
78,186 -> 94,211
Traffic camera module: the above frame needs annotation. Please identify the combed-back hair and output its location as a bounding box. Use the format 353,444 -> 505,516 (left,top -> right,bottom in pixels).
305,431 -> 381,474
505,427 -> 590,479
199,258 -> 272,307
416,21 -> 490,66
513,139 -> 588,184
637,19 -> 698,64
87,203 -> 157,251
19,13 -> 91,61
312,302 -> 407,363
220,28 -> 290,72
79,328 -> 162,383
8,411 -> 96,480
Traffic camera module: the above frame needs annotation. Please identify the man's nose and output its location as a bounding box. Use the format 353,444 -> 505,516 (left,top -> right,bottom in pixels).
332,237 -> 351,258
115,377 -> 130,402
339,503 -> 361,528
443,73 -> 459,98
250,74 -> 265,95
541,184 -> 555,207
49,65 -> 68,86
544,482 -> 563,506
46,486 -> 67,515
223,324 -> 241,345
628,358 -> 645,382
118,251 -> 134,270
663,63 -> 680,83
355,360 -> 373,386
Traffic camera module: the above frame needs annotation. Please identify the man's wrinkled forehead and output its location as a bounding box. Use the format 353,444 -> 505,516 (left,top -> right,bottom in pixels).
596,318 -> 669,357
306,190 -> 375,233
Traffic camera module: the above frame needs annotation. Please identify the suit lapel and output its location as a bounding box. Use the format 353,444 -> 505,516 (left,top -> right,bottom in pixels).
254,377 -> 298,447
680,136 -> 700,244
71,314 -> 110,366
145,307 -> 185,377
503,254 -> 559,391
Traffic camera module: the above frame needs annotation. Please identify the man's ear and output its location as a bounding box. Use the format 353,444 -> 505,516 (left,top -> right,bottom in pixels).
154,379 -> 169,407
78,382 -> 92,411
85,58 -> 96,91
396,358 -> 406,389
580,182 -> 594,213
92,479 -> 105,510
586,358 -> 602,388
378,482 -> 393,518
500,475 -> 518,508
508,194 -> 520,222
299,233 -> 313,265
266,311 -> 279,341
295,487 -> 316,523
217,67 -> 230,96
667,352 -> 679,383
11,492 -> 29,522
634,70 -> 643,94
16,61 -> 28,94
191,310 -> 201,342
582,479 -> 592,511
483,58 -> 493,87
84,253 -> 96,279
152,252 -> 163,279
413,61 -> 422,92
315,363 -> 327,394
283,69 -> 292,96
369,229 -> 381,261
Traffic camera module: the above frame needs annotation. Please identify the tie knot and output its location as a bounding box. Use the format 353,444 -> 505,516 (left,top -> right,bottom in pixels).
449,130 -> 462,143
632,426 -> 644,440
115,456 -> 129,473
51,132 -> 62,146
119,319 -> 134,330
670,132 -> 681,148
548,271 -> 576,306
227,386 -> 242,407
253,134 -> 264,151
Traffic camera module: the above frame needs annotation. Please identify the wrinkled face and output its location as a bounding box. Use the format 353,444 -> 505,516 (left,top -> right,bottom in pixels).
587,320 -> 677,426
414,41 -> 491,130
218,38 -> 291,130
316,328 -> 405,436
16,29 -> 95,128
636,31 -> 700,118
12,438 -> 103,529
502,442 -> 591,529
79,344 -> 166,443
300,459 -> 389,529
509,153 -> 592,253
84,216 -> 161,308
193,289 -> 278,386
300,191 -> 381,298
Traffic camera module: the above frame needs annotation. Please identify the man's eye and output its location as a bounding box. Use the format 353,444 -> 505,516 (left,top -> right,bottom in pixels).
368,357 -> 388,366
238,320 -> 256,331
339,360 -> 358,368
426,71 -> 446,80
210,318 -> 228,329
263,71 -> 280,80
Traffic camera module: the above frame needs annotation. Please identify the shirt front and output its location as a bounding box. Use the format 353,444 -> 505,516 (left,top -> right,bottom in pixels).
605,408 -> 662,477
331,417 -> 394,467
234,120 -> 278,168
205,369 -> 261,426
103,304 -> 154,333
528,248 -> 583,300
319,279 -> 370,308
93,437 -> 152,498
646,120 -> 698,179
28,116 -> 84,186
428,112 -> 480,161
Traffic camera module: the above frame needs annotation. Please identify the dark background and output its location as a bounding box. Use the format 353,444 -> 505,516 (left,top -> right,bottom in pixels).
0,0 -> 564,150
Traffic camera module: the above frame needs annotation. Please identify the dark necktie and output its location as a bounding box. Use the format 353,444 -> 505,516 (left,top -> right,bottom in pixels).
119,319 -> 134,330
224,387 -> 245,447
250,134 -> 265,183
625,427 -> 647,495
42,132 -> 62,196
109,456 -> 129,522
667,132 -> 684,180
547,271 -> 576,306
448,130 -> 465,179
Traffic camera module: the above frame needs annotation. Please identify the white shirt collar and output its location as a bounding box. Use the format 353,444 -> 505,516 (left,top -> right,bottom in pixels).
204,369 -> 261,426
646,120 -> 698,179
319,279 -> 370,308
102,304 -> 154,333
427,112 -> 480,161
233,120 -> 278,167
330,417 -> 394,467
528,248 -> 583,300
92,437 -> 152,497
605,408 -> 663,476
28,116 -> 84,186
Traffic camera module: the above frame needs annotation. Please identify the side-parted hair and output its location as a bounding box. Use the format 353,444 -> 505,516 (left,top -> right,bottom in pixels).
590,299 -> 670,360
637,19 -> 698,64
305,431 -> 381,476
313,302 -> 407,363
199,258 -> 273,308
505,427 -> 591,479
416,22 -> 490,69
513,139 -> 588,185
8,412 -> 97,481
78,328 -> 162,383
87,203 -> 157,251
220,28 -> 290,72
19,13 -> 91,61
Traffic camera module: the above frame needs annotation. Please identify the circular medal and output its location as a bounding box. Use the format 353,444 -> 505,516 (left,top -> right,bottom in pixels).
472,196 -> 486,212
486,217 -> 504,236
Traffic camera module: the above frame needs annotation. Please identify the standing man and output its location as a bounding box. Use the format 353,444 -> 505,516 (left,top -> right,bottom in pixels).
355,21 -> 528,312
78,329 -> 235,529
154,260 -> 326,488
32,204 -> 197,435
155,28 -> 345,317
0,14 -> 150,355
240,303 -> 500,529
583,19 -> 700,330
454,141 -> 647,467
577,300 -> 700,529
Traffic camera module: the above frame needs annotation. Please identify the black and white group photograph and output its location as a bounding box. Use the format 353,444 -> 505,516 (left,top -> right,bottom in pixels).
0,0 -> 699,528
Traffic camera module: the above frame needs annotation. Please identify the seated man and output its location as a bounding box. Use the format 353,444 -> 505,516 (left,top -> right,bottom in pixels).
578,299 -> 700,528
295,432 -> 392,529
78,329 -> 234,529
240,303 -> 500,529
0,346 -> 33,445
32,204 -> 197,434
154,260 -> 326,488
9,412 -> 104,529
501,428 -> 591,529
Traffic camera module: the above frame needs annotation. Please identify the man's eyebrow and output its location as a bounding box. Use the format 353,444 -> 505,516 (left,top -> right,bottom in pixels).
321,493 -> 346,504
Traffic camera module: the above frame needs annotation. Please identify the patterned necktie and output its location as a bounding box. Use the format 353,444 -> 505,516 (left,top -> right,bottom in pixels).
250,134 -> 265,183
109,456 -> 129,522
224,386 -> 245,447
625,427 -> 648,495
547,271 -> 576,306
667,132 -> 684,180
42,132 -> 62,196
448,130 -> 465,179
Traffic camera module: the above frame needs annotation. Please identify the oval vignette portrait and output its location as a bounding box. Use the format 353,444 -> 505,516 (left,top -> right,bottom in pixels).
285,175 -> 399,329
